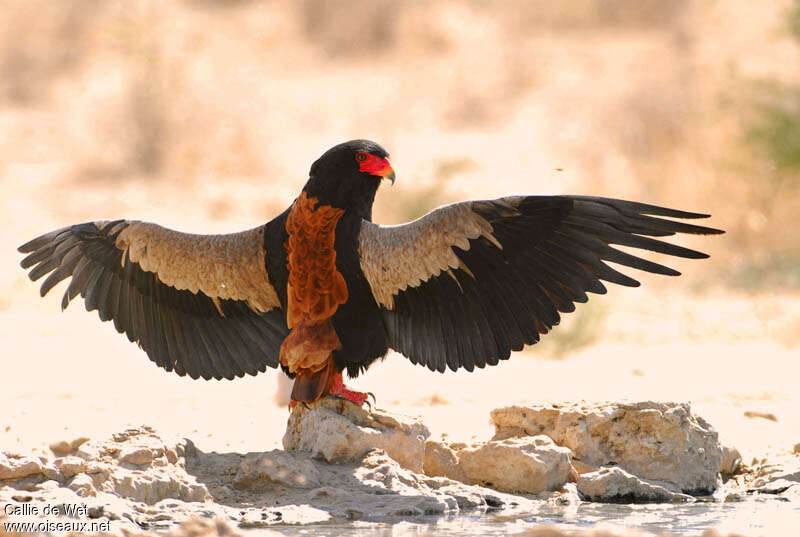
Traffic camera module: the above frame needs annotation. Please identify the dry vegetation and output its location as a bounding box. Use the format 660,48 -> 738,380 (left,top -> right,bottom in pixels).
2,0 -> 798,279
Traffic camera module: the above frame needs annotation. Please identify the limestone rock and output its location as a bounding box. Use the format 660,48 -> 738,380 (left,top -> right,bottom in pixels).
0,401 -> 752,532
577,467 -> 695,503
189,443 -> 533,523
283,397 -> 430,472
767,454 -> 800,483
120,445 -> 155,465
492,401 -> 723,493
68,472 -> 97,497
424,436 -> 572,493
720,445 -> 742,478
424,441 -> 470,483
745,452 -> 800,496
70,427 -> 210,505
0,453 -> 42,480
782,484 -> 800,501
0,422 -> 532,531
54,455 -> 88,478
326,450 -> 527,517
41,463 -> 64,482
753,478 -> 798,495
0,429 -> 215,532
546,482 -> 582,507
571,460 -> 599,476
235,450 -> 321,488
109,468 -> 208,505
2,426 -> 209,510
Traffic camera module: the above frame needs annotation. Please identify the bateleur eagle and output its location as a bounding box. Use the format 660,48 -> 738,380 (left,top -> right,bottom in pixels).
18,139 -> 723,406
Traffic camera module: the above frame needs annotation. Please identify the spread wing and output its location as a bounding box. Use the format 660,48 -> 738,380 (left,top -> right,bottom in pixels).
358,195 -> 723,372
18,220 -> 289,380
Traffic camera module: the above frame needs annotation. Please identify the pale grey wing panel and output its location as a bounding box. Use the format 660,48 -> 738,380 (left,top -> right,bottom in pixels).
116,221 -> 281,313
357,200 -> 506,309
357,196 -> 722,373
19,220 -> 289,380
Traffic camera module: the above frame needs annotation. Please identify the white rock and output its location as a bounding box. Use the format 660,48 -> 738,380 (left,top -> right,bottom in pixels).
769,456 -> 800,483
36,479 -> 65,493
119,445 -> 155,465
339,450 -> 529,517
76,442 -> 104,461
86,462 -> 111,485
492,401 -> 723,492
1,426 -> 211,507
9,402 -> 742,532
721,445 -> 742,477
577,467 -> 694,503
191,442 -> 533,521
283,397 -> 430,472
424,441 -> 469,483
424,436 -> 572,493
0,453 -> 42,480
548,482 -> 582,506
108,467 -> 209,504
41,464 -> 64,482
745,452 -> 800,497
0,424 -> 535,530
55,455 -> 88,478
236,450 -> 321,488
781,485 -> 800,501
750,451 -> 799,476
68,472 -> 97,497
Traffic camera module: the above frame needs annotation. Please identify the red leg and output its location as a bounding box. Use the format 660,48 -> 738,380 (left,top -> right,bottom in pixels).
328,372 -> 369,406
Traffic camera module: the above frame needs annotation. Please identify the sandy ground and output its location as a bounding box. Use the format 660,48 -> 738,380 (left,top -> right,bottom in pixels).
3,253 -> 798,466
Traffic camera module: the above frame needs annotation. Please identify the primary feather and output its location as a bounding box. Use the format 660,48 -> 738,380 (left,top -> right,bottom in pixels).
19,140 -> 723,404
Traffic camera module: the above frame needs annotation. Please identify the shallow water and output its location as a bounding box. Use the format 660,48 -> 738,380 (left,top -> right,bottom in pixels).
259,497 -> 800,536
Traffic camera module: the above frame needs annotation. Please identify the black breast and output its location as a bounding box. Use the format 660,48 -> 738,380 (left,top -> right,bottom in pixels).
264,208 -> 291,310
331,214 -> 389,377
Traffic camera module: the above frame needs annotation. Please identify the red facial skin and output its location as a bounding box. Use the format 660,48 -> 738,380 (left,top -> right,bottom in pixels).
358,153 -> 394,178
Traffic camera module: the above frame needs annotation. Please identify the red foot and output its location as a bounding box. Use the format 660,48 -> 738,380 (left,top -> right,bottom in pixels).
329,373 -> 369,406
288,373 -> 371,408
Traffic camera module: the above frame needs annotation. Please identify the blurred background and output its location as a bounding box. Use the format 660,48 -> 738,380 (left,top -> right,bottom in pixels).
1,0 -> 799,460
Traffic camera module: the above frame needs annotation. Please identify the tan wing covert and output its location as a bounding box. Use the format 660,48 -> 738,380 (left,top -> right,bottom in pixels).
19,219 -> 288,380
357,195 -> 722,373
116,221 -> 280,313
357,201 -> 507,309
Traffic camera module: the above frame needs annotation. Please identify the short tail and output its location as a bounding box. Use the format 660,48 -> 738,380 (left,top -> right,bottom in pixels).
290,359 -> 338,403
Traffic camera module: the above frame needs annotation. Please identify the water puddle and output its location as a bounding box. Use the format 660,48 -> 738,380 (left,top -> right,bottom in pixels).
258,497 -> 800,536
